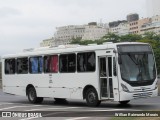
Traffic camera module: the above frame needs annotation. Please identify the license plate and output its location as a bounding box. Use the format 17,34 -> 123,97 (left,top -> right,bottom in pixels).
140,93 -> 148,96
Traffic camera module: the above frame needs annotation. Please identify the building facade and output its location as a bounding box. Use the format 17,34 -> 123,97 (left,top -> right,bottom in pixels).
140,15 -> 160,35
40,38 -> 54,47
40,22 -> 108,47
129,18 -> 151,34
54,25 -> 85,44
40,14 -> 160,47
82,24 -> 108,40
109,22 -> 129,36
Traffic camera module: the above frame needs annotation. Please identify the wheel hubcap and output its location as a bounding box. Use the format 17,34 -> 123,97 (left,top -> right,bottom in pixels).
88,92 -> 96,103
29,90 -> 35,101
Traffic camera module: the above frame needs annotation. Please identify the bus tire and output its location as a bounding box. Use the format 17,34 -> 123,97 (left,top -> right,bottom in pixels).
119,100 -> 130,105
86,88 -> 101,107
27,87 -> 43,104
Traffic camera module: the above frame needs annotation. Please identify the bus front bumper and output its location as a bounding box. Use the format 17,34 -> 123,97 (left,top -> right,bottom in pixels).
119,88 -> 158,101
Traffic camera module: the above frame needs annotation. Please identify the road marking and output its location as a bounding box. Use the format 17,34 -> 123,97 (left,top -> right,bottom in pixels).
0,103 -> 14,105
20,116 -> 39,120
20,108 -> 141,120
25,107 -> 80,111
0,105 -> 43,111
24,106 -> 141,111
66,117 -> 89,120
82,108 -> 141,111
133,103 -> 160,105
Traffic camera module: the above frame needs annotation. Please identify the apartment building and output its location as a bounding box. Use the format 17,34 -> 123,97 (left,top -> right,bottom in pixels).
40,38 -> 54,47
40,13 -> 160,47
129,18 -> 151,34
40,22 -> 108,47
109,21 -> 129,36
54,25 -> 85,44
140,15 -> 160,35
82,23 -> 108,40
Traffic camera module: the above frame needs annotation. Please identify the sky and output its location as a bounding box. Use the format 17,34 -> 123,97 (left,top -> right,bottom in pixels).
0,0 -> 147,56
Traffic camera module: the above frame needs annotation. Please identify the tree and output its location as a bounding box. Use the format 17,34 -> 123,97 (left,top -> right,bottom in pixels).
137,39 -> 160,74
143,32 -> 160,41
120,34 -> 142,42
102,33 -> 120,43
79,40 -> 95,45
70,37 -> 81,44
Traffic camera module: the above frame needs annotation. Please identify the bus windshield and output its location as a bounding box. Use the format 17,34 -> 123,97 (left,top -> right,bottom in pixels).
117,45 -> 156,86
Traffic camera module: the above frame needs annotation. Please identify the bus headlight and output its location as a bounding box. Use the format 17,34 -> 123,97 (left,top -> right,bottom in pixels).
121,83 -> 130,92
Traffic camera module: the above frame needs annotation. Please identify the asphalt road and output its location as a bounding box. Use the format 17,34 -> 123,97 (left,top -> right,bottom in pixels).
0,89 -> 160,120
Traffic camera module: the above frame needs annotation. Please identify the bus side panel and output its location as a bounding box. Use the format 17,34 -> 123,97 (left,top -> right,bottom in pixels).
52,73 -> 98,99
53,88 -> 71,98
36,88 -> 54,98
3,86 -> 26,96
70,88 -> 82,99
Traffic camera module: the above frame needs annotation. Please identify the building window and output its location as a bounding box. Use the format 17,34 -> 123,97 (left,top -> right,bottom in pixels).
29,56 -> 43,74
5,59 -> 16,74
44,55 -> 58,73
77,52 -> 95,72
17,57 -> 28,74
59,54 -> 76,73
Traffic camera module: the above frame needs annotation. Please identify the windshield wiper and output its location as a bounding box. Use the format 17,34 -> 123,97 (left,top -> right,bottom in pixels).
128,53 -> 138,65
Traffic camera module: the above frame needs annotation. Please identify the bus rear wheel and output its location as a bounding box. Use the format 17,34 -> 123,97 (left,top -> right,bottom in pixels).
119,100 -> 130,105
86,88 -> 101,107
27,87 -> 43,104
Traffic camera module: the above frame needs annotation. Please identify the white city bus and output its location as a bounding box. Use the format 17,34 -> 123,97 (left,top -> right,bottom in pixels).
2,42 -> 158,106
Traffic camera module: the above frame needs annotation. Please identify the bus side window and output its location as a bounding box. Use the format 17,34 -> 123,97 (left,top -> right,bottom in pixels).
44,55 -> 58,73
77,52 -> 95,72
17,57 -> 28,74
50,55 -> 58,73
87,52 -> 95,71
59,54 -> 76,73
29,56 -> 43,74
5,59 -> 16,74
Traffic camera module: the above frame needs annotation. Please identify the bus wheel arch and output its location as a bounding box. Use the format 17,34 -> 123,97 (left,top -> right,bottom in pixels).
83,85 -> 101,106
26,84 -> 43,104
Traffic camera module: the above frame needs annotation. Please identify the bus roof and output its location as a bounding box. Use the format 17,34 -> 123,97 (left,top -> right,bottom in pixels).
2,42 -> 149,59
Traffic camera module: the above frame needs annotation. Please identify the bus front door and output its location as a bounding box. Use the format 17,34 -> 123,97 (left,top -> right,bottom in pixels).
99,56 -> 114,99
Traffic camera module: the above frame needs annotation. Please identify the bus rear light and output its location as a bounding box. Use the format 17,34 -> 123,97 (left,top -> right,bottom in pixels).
121,83 -> 130,92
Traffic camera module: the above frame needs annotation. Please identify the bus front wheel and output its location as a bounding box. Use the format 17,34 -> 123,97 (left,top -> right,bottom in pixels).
27,87 -> 43,104
86,88 -> 101,107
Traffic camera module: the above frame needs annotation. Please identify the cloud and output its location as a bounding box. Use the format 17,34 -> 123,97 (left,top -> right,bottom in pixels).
0,7 -> 21,18
0,0 -> 147,56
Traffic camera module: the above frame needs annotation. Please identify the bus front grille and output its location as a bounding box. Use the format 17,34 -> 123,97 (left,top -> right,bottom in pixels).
133,92 -> 153,99
134,88 -> 152,92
